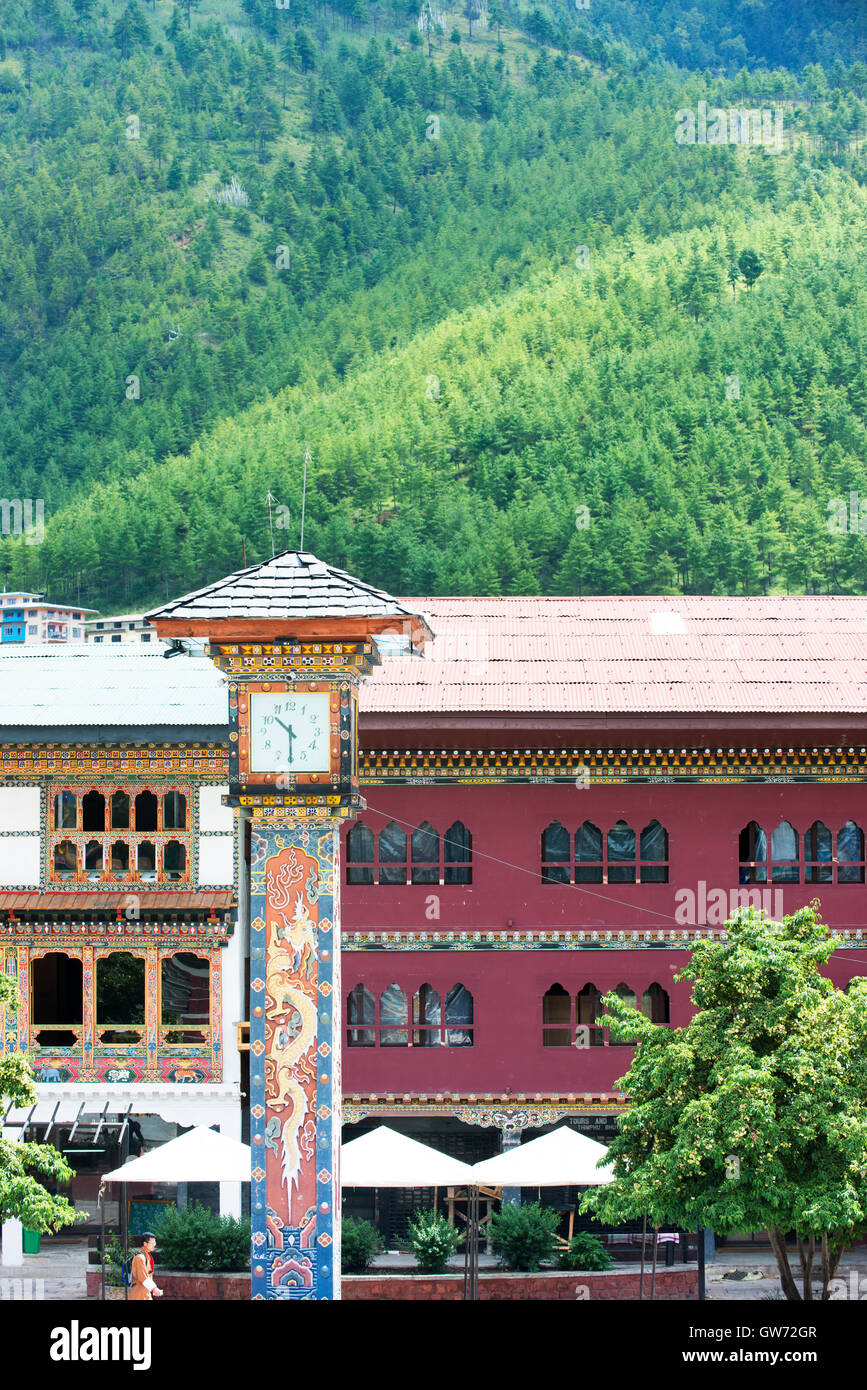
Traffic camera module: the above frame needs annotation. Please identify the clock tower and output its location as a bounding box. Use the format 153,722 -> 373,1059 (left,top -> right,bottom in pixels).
148,552 -> 431,1299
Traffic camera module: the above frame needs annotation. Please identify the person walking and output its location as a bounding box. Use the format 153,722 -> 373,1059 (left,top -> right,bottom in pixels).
129,1232 -> 164,1301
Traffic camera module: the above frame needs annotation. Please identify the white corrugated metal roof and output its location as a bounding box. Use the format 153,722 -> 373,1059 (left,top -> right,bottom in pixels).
0,646 -> 227,727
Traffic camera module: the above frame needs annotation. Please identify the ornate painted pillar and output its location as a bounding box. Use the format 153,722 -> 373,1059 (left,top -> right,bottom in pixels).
146,549 -> 432,1302
249,820 -> 341,1299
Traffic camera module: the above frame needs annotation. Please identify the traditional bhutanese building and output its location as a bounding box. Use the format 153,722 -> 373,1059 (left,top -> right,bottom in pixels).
2,597 -> 867,1252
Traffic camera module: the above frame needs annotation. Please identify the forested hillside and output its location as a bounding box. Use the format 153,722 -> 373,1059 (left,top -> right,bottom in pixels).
1,0 -> 866,606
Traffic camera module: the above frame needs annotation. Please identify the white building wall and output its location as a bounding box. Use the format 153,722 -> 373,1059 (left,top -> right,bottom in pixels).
0,837 -> 40,886
0,786 -> 40,831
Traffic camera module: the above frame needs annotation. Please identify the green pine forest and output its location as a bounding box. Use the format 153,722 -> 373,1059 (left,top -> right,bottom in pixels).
2,0 -> 867,608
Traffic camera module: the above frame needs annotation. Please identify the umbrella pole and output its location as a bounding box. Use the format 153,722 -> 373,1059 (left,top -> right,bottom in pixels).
639,1213 -> 647,1300
470,1187 -> 479,1302
99,1183 -> 106,1302
121,1182 -> 128,1302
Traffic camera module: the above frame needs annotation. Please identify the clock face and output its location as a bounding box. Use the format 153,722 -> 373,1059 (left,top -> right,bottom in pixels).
249,691 -> 331,776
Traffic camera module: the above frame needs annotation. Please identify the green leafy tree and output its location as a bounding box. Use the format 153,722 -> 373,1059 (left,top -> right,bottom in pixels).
582,907 -> 867,1301
0,975 -> 77,1234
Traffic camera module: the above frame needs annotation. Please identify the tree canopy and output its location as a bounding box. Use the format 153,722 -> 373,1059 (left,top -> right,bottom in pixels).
582,906 -> 867,1300
0,974 -> 77,1234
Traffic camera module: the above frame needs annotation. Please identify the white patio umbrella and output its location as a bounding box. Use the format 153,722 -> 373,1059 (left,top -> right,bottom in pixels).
341,1124 -> 475,1187
99,1126 -> 252,1302
342,1125 -> 479,1299
471,1125 -> 614,1188
102,1125 -> 251,1184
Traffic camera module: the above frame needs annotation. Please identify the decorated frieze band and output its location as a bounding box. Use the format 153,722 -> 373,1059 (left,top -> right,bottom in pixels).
343,1096 -> 628,1126
208,640 -> 376,679
0,746 -> 227,776
0,920 -> 230,945
359,745 -> 867,785
3,745 -> 867,786
341,926 -> 867,950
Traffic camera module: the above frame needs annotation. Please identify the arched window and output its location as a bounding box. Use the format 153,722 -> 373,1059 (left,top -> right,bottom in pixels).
161,953 -> 209,1043
542,983 -> 571,1047
739,822 -> 767,884
575,821 -> 603,883
54,840 -> 77,877
444,821 -> 472,885
837,821 -> 865,884
346,823 -> 374,885
445,983 -> 473,1046
164,841 -> 187,879
53,791 -> 76,830
610,983 -> 638,1045
607,822 -> 636,883
134,790 -> 158,832
164,791 -> 187,830
96,952 -> 145,1045
31,952 -> 83,1048
576,982 -> 604,1046
110,790 -> 130,829
378,822 -> 407,885
110,841 -> 130,874
412,983 -> 441,1046
641,982 -> 670,1025
639,821 -> 669,883
346,984 -> 376,1047
137,840 -> 156,875
379,984 -> 408,1046
411,823 -> 440,885
542,821 -> 571,884
771,821 -> 799,883
84,839 -> 103,874
82,790 -> 106,832
805,821 -> 832,884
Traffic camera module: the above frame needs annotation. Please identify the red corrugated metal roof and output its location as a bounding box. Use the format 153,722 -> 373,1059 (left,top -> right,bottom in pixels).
362,597 -> 867,715
0,892 -> 234,911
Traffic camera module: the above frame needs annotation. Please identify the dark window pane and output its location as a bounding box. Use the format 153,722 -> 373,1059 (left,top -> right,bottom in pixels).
134,791 -> 158,832
82,790 -> 106,832
575,821 -> 602,861
31,953 -> 83,1025
161,953 -> 209,1042
97,953 -> 145,1044
609,820 -> 636,879
347,823 -> 374,884
379,822 -> 406,883
444,983 -> 473,1046
838,821 -> 865,883
380,984 -> 408,1045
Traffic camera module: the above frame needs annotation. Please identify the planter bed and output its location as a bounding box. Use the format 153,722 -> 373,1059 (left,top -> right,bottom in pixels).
86,1269 -> 249,1301
343,1268 -> 698,1300
87,1265 -> 698,1300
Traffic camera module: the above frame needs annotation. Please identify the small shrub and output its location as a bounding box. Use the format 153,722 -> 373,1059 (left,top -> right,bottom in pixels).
556,1232 -> 612,1272
155,1203 -> 250,1273
489,1201 -> 561,1272
342,1217 -> 380,1273
406,1210 -> 463,1273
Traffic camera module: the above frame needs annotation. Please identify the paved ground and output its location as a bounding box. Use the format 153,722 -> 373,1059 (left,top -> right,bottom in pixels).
0,1238 -> 89,1301
3,1237 -> 866,1300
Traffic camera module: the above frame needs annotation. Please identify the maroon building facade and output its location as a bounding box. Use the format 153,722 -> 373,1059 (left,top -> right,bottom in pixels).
339,597 -> 867,1213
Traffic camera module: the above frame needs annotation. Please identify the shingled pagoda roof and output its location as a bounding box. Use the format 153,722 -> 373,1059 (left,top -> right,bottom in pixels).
146,551 -> 433,643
